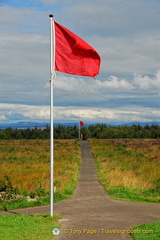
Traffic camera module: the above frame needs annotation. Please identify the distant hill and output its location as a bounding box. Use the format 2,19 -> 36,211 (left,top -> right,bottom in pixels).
0,121 -> 160,130
118,121 -> 160,127
0,121 -> 79,129
0,121 -> 49,129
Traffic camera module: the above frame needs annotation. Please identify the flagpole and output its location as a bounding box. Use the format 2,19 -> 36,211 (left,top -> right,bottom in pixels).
79,121 -> 80,139
49,14 -> 55,217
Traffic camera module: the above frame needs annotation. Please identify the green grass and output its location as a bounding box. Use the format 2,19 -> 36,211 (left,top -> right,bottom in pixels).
0,187 -> 77,211
0,197 -> 50,211
131,221 -> 160,240
107,188 -> 160,203
0,214 -> 61,240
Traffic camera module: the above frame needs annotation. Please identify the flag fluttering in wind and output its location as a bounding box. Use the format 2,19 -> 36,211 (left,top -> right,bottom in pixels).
79,121 -> 84,139
49,14 -> 101,217
54,21 -> 101,77
80,121 -> 84,126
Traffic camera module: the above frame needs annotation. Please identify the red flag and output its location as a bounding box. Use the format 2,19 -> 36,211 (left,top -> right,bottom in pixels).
54,21 -> 101,77
80,121 -> 84,126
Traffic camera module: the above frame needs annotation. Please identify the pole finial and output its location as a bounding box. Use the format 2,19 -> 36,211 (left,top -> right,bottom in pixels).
49,14 -> 53,18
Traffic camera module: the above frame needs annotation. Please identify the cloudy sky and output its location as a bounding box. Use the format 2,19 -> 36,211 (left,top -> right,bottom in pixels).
0,0 -> 160,125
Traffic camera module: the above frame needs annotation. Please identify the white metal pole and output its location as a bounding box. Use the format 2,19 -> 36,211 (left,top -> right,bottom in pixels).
49,14 -> 55,217
79,121 -> 80,139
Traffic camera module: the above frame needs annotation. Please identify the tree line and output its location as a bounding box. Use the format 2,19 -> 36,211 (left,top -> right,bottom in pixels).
0,123 -> 160,139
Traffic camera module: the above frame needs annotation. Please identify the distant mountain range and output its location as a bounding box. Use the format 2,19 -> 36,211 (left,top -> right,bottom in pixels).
0,121 -> 48,129
0,121 -> 78,129
0,121 -> 160,129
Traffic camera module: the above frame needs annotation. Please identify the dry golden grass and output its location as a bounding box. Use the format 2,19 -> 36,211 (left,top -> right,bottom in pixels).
89,139 -> 160,202
0,162 -> 49,192
0,139 -> 81,195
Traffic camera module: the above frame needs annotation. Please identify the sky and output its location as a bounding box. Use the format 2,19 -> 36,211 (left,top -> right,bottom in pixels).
0,0 -> 160,125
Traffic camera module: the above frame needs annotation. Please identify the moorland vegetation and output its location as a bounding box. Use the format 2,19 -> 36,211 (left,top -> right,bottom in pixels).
0,139 -> 81,210
89,138 -> 160,203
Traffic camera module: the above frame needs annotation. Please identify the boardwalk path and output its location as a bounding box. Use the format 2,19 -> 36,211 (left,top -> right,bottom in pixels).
0,141 -> 159,240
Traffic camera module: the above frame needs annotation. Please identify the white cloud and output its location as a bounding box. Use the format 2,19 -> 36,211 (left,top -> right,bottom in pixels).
54,70 -> 160,94
133,70 -> 160,90
0,104 -> 50,123
23,107 -> 50,120
0,1 -> 160,124
53,105 -> 160,123
0,115 -> 6,120
0,103 -> 160,124
95,76 -> 133,90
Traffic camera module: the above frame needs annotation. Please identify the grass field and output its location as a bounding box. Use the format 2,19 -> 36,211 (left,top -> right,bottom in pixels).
1,138 -> 160,240
0,139 -> 81,210
0,214 -> 61,240
131,221 -> 160,240
89,139 -> 160,203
